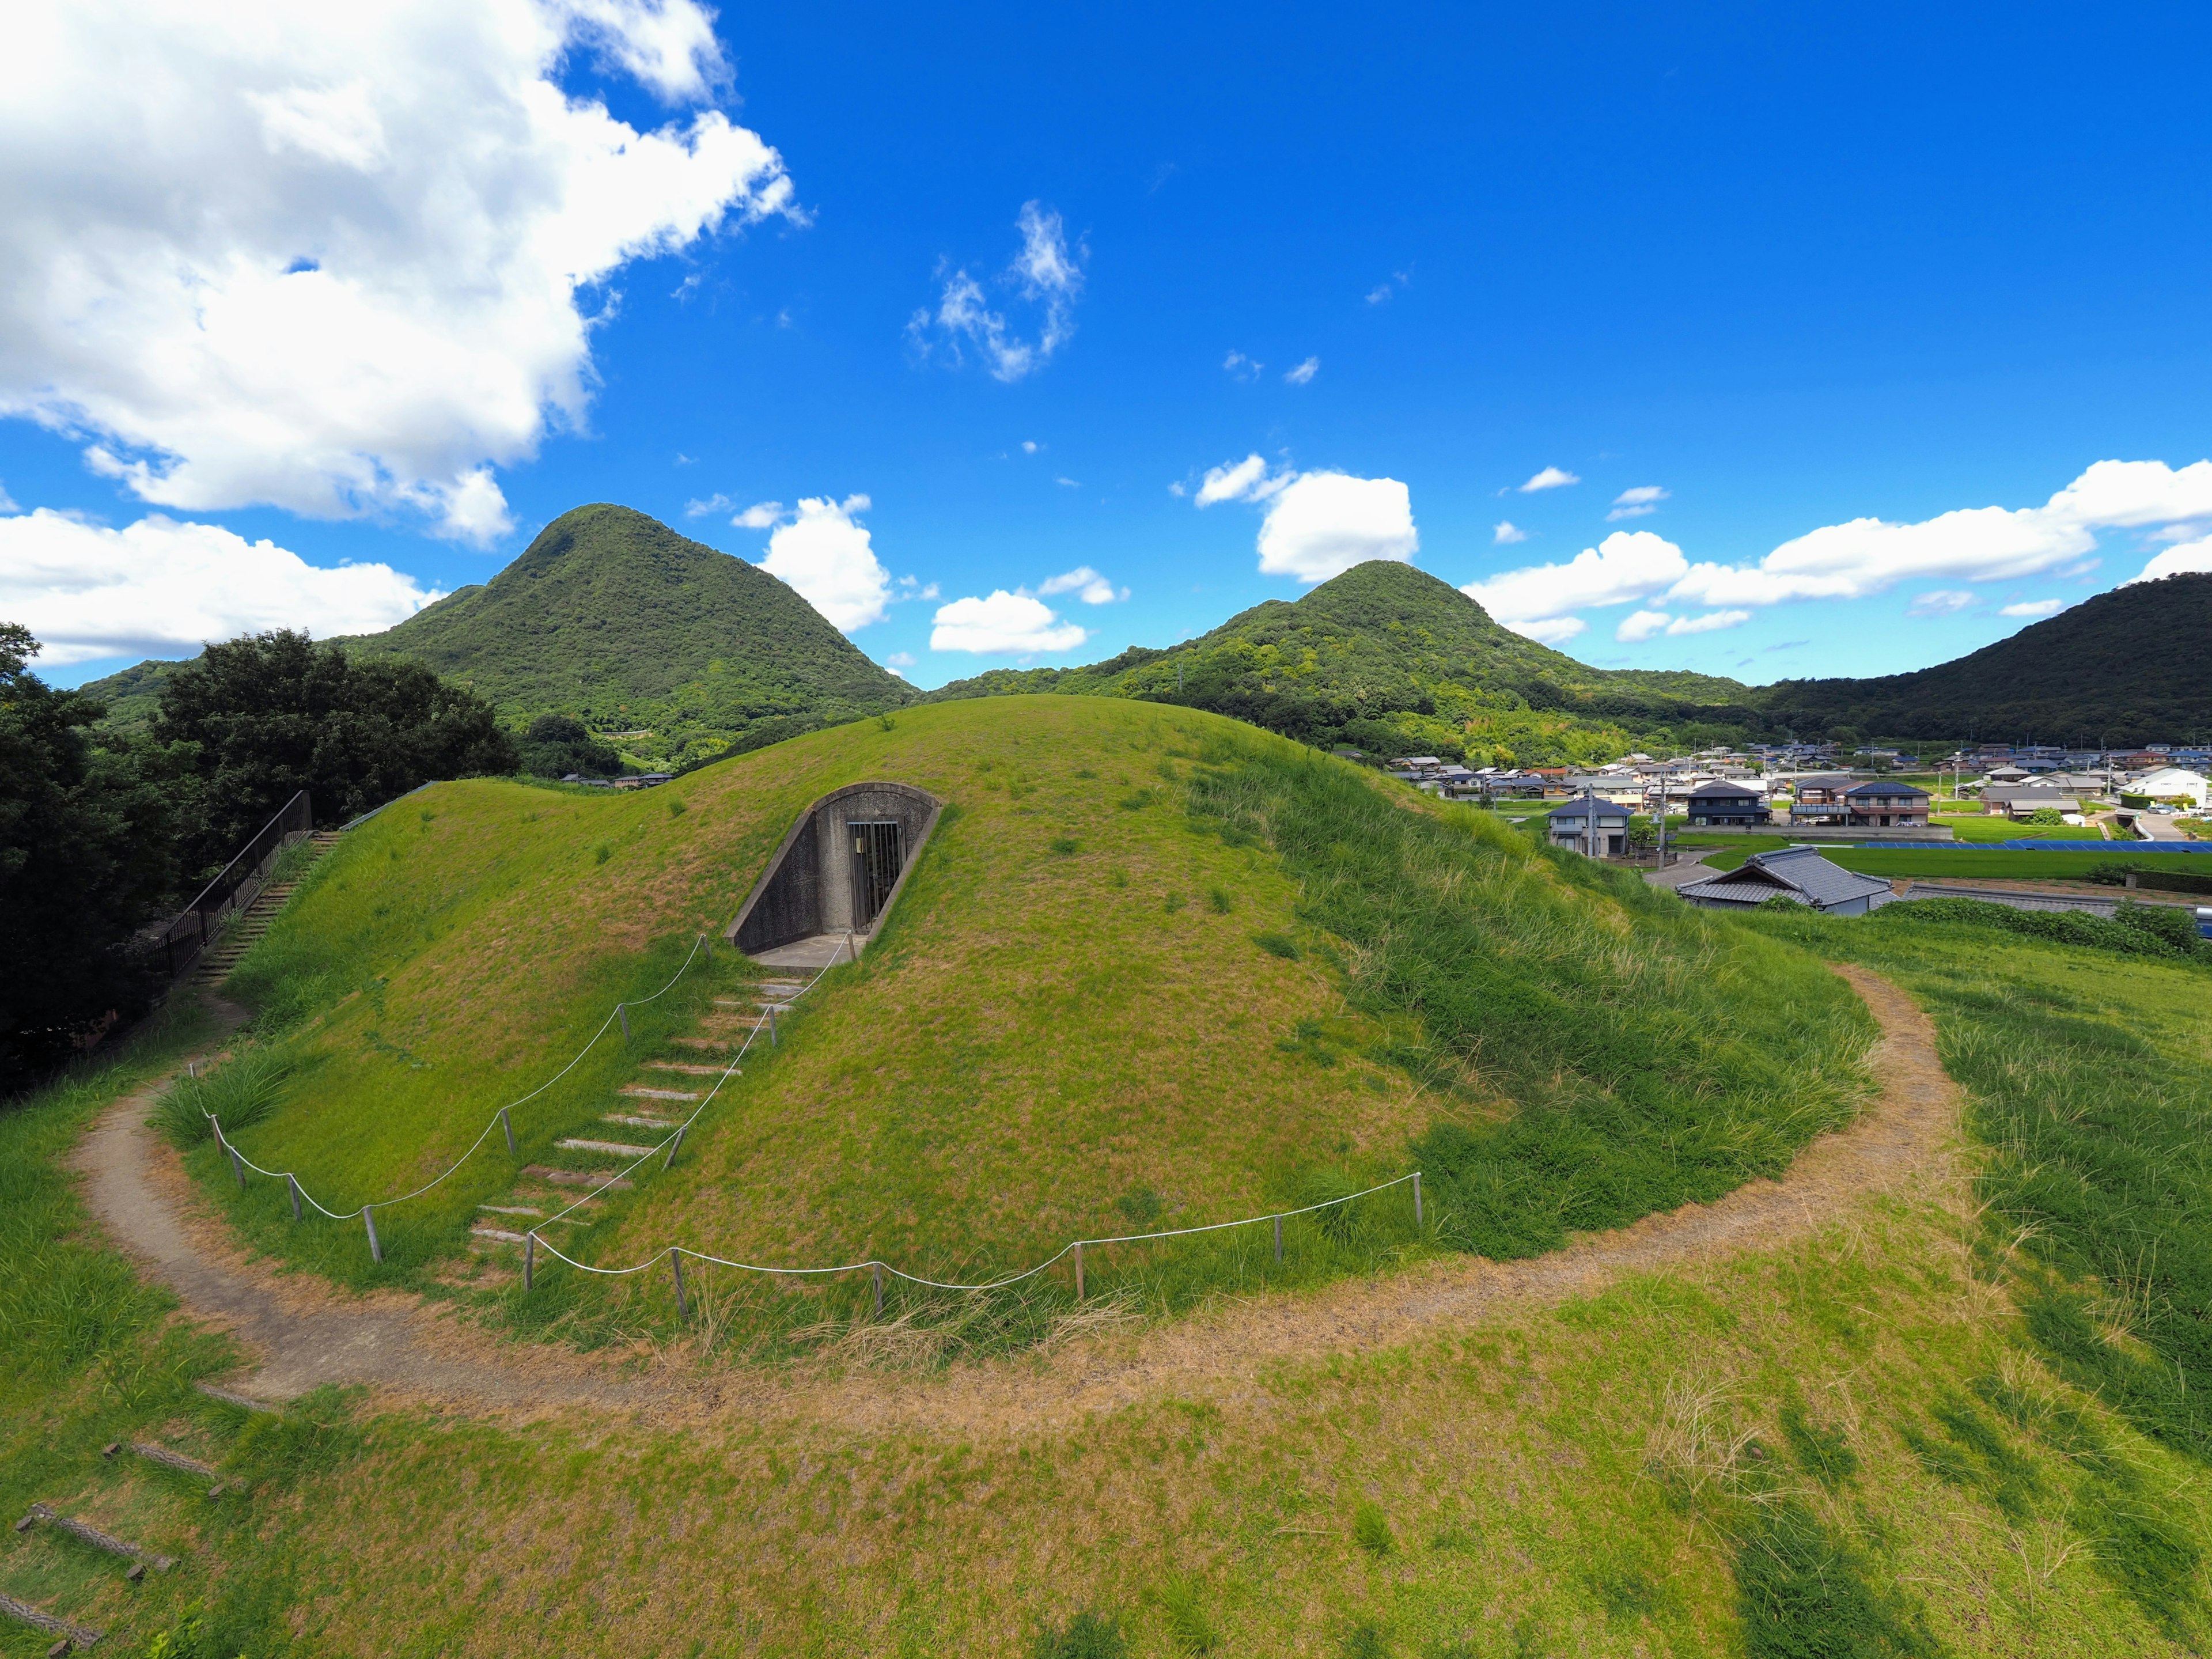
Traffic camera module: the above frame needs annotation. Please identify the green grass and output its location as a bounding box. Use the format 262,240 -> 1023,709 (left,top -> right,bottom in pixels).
1698,842 -> 2182,880
16,896 -> 2212,1652
1933,813 -> 2107,842
193,698 -> 1873,1358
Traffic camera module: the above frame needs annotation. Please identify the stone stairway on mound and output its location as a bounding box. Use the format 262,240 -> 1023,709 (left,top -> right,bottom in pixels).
463,976 -> 812,1272
194,831 -> 343,982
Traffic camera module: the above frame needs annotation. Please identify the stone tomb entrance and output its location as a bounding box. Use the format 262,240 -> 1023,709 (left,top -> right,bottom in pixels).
726,782 -> 942,968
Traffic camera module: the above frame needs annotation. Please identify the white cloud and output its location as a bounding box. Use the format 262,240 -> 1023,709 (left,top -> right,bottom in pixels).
1055,476 -> 1081,489
1195,453 -> 1291,507
929,590 -> 1088,655
0,0 -> 798,544
1255,473 -> 1416,583
1366,284 -> 1393,305
1039,566 -> 1125,604
1906,589 -> 1978,616
1615,609 -> 1671,643
757,495 -> 890,632
1222,350 -> 1263,381
1021,440 -> 1039,454
1503,615 -> 1588,646
1998,599 -> 2067,618
0,507 -> 438,664
732,501 -> 785,529
1665,608 -> 1750,635
907,202 -> 1084,383
1283,357 -> 1319,385
2126,532 -> 2212,585
1518,467 -> 1581,493
1492,520 -> 1528,545
1668,459 -> 2212,608
892,574 -> 940,602
684,493 -> 734,518
1607,484 -> 1669,521
1460,530 -> 1687,626
1195,452 -> 1417,583
882,649 -> 915,679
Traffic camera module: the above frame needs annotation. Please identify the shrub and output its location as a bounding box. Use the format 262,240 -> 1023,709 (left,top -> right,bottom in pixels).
151,1049 -> 294,1147
1879,897 -> 2203,963
1253,931 -> 1301,959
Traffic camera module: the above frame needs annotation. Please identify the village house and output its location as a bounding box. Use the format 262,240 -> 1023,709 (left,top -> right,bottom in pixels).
1841,779 -> 1930,827
1677,846 -> 1894,916
1683,779 -> 1772,827
1546,792 -> 1632,857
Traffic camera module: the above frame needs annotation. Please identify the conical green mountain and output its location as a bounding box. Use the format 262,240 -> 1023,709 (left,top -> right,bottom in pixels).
1760,570 -> 2212,745
340,504 -> 911,767
927,560 -> 1764,766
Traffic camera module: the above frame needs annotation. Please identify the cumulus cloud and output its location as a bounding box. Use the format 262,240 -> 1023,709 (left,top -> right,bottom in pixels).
1283,357 -> 1319,385
1492,520 -> 1528,545
1607,484 -> 1669,521
1999,599 -> 2068,618
1039,566 -> 1125,604
907,202 -> 1084,382
756,495 -> 891,632
1518,467 -> 1581,493
2126,532 -> 2212,585
1615,609 -> 1671,643
1666,608 -> 1750,635
0,0 -> 798,543
1194,453 -> 1416,583
1460,530 -> 1687,626
0,508 -> 438,664
731,501 -> 785,529
1222,350 -> 1263,382
1613,605 -> 1750,642
1504,616 -> 1588,646
1021,440 -> 1040,454
684,493 -> 734,517
1906,589 -> 1979,616
929,590 -> 1088,655
1668,459 -> 2212,608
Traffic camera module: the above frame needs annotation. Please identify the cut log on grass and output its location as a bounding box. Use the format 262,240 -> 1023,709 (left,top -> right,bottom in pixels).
0,1591 -> 101,1650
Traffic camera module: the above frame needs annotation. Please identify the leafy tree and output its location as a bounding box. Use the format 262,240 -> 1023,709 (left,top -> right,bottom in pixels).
517,714 -> 623,780
2027,805 -> 2065,825
0,624 -> 184,1085
156,630 -> 516,874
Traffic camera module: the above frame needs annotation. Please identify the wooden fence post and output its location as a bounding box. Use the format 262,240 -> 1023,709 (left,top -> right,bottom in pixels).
1074,1242 -> 1085,1302
872,1262 -> 884,1317
228,1146 -> 245,1189
523,1231 -> 535,1290
662,1126 -> 686,1169
618,1005 -> 631,1042
500,1107 -> 516,1157
1274,1214 -> 1283,1264
1413,1171 -> 1423,1228
669,1249 -> 688,1319
363,1206 -> 382,1264
767,1006 -> 778,1047
287,1174 -> 301,1221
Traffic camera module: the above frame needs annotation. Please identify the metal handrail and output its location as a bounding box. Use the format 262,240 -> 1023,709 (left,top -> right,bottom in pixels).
145,791 -> 314,979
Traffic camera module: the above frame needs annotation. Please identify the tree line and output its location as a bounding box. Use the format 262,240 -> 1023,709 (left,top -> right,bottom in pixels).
0,626 -> 524,1089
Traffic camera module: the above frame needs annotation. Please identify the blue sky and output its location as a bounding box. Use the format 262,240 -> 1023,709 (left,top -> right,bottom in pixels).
7,1 -> 2212,691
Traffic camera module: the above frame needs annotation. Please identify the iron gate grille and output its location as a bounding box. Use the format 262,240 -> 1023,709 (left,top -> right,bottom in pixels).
850,820 -> 904,929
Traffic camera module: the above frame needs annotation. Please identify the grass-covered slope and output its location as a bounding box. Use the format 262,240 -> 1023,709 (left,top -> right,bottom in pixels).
1762,570 -> 2212,745
199,695 -> 1870,1344
926,561 -> 1766,766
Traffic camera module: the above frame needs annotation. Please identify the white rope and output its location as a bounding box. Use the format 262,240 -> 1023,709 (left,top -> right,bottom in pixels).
530,1170 -> 1421,1291
214,932 -> 718,1219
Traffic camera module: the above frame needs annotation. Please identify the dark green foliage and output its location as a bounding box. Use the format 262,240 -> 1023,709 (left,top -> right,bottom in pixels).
0,624 -> 183,1082
1779,1393 -> 1859,1490
1032,1611 -> 1128,1659
2085,860 -> 2212,896
1050,836 -> 1080,854
1206,885 -> 1233,912
155,628 -> 515,870
1252,930 -> 1301,959
1115,1186 -> 1165,1229
1341,1619 -> 1390,1658
345,504 -> 910,767
1732,1501 -> 1938,1657
1588,1569 -> 1663,1619
1351,1498 -> 1395,1555
1761,571 -> 2212,744
151,1048 -> 294,1147
1184,738 -> 1870,1262
1877,896 -> 2207,963
518,713 -> 622,779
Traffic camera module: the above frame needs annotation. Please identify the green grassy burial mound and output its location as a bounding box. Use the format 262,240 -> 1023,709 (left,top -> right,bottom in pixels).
189,696 -> 1873,1350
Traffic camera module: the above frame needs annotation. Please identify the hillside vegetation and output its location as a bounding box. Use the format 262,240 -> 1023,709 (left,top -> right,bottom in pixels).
1762,570 -> 2212,745
928,561 -> 1765,765
192,696 -> 1868,1351
81,505 -> 914,768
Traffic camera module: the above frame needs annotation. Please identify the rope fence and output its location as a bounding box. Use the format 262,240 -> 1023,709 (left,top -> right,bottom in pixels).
204,923 -> 1428,1307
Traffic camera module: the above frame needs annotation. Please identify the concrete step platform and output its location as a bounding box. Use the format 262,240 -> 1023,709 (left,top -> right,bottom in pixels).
520,1166 -> 633,1190
644,1060 -> 728,1075
619,1085 -> 700,1100
556,1137 -> 654,1157
604,1113 -> 680,1130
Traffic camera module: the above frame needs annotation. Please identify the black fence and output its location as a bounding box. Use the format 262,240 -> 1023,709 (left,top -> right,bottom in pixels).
145,791 -> 314,980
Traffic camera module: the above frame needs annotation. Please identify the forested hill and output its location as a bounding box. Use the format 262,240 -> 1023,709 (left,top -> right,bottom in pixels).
1759,571 -> 2212,745
925,560 -> 1765,766
84,506 -> 914,770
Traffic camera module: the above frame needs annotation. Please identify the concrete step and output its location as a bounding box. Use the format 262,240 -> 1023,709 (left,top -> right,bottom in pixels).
619,1086 -> 700,1101
472,1226 -> 529,1244
479,1204 -> 543,1217
604,1113 -> 680,1130
643,1060 -> 728,1075
555,1138 -> 654,1157
520,1166 -> 633,1190
672,1037 -> 736,1052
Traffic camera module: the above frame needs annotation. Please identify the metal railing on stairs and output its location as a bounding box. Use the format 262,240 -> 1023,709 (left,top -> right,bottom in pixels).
145,791 -> 315,980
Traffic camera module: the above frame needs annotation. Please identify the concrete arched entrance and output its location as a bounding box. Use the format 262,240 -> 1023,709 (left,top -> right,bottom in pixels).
725,782 -> 942,967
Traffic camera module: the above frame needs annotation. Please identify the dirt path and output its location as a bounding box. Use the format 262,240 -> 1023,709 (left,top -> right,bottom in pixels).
77,967 -> 1957,1434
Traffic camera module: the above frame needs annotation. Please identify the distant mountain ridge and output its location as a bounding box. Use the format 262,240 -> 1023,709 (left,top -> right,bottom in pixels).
1759,571 -> 2212,745
925,561 -> 1766,766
